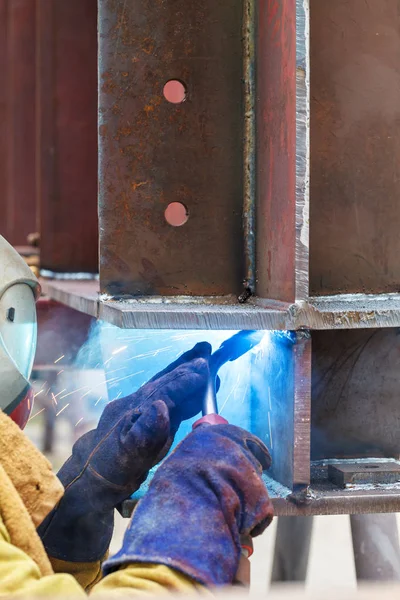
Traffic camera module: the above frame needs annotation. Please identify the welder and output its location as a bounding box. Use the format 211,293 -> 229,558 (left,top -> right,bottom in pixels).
0,234 -> 273,596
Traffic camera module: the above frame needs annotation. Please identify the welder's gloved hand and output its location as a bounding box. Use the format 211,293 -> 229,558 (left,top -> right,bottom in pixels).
104,424 -> 274,587
38,342 -> 214,563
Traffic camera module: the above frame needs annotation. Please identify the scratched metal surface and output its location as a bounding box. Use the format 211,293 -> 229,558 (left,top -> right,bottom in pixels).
309,0 -> 400,295
295,0 -> 309,302
98,0 -> 245,297
42,279 -> 400,330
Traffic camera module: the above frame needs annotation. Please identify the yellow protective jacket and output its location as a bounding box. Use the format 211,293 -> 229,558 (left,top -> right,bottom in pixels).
0,410 -> 205,597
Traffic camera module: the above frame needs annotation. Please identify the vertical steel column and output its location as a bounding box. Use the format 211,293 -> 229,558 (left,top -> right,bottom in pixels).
0,0 -> 37,246
350,514 -> 400,581
37,0 -> 98,274
98,0 -> 245,298
271,516 -> 314,583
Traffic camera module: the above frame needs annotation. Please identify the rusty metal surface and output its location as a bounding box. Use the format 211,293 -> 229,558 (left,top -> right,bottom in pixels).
311,329 -> 400,460
310,0 -> 400,295
256,0 -> 296,302
328,462 -> 400,488
242,0 -> 256,295
0,0 -> 37,246
98,0 -> 244,297
37,0 -> 98,273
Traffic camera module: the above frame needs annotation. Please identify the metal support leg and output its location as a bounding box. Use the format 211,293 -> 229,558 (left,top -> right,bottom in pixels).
271,516 -> 314,583
350,513 -> 400,581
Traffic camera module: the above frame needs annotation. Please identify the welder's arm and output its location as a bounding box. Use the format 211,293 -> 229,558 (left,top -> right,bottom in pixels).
102,424 -> 274,588
38,342 -> 212,566
0,514 -> 203,597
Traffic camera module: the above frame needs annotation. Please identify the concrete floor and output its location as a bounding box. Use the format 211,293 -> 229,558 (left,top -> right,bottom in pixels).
25,416 -> 400,594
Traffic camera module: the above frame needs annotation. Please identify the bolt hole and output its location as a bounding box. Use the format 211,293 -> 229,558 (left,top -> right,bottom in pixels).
164,202 -> 189,227
365,465 -> 380,469
163,80 -> 186,104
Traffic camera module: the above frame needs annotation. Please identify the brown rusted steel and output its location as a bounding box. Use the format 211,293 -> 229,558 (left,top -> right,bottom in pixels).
256,0 -> 296,302
98,0 -> 244,297
0,0 -> 37,246
37,0 -> 98,273
311,329 -> 400,460
310,0 -> 400,295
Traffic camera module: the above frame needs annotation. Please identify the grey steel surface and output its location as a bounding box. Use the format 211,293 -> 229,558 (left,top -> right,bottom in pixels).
351,514 -> 400,581
41,280 -> 400,331
271,516 -> 314,582
328,463 -> 400,489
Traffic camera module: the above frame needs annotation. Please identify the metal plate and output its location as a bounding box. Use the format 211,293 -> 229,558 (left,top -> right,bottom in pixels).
98,0 -> 244,297
328,462 -> 400,488
310,0 -> 400,295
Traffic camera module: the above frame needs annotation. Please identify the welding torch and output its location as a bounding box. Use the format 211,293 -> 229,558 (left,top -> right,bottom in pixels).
192,330 -> 265,585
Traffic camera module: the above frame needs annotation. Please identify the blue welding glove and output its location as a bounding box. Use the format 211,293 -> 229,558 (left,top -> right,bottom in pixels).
104,424 -> 274,587
38,342 -> 215,563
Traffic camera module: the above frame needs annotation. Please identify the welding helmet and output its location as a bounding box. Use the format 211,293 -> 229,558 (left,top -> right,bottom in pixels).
0,235 -> 41,428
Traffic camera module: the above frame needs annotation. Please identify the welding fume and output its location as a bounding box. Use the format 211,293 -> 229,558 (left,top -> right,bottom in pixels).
0,234 -> 273,596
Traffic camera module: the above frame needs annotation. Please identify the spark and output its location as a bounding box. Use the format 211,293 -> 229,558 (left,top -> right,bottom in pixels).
57,370 -> 64,376
33,389 -> 44,399
28,408 -> 45,421
108,370 -> 145,386
105,366 -> 128,375
40,381 -> 47,391
27,396 -> 31,410
54,355 -> 65,364
94,396 -> 102,406
51,393 -> 58,406
104,357 -> 113,366
219,386 -> 237,415
112,345 -> 128,355
75,418 -> 84,427
268,411 -> 273,449
268,387 -> 272,411
115,391 -> 122,399
240,383 -> 249,405
59,386 -> 90,400
56,404 -> 70,417
127,347 -> 172,361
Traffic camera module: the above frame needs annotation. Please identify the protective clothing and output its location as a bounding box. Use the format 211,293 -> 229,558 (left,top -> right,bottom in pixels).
104,423 -> 274,586
0,409 -> 203,596
39,342 -> 215,563
0,235 -> 40,428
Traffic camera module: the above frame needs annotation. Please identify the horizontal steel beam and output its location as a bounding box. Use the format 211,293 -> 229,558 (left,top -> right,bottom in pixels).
42,279 -> 400,331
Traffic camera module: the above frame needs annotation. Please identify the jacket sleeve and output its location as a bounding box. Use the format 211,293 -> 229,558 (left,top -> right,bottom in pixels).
0,515 -> 205,597
0,517 -> 86,598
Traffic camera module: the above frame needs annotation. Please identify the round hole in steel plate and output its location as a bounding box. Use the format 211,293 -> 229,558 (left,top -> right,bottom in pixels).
163,80 -> 186,104
364,465 -> 380,469
164,202 -> 189,227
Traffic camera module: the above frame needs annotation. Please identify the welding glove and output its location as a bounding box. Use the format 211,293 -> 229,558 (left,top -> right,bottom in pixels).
38,342 -> 215,563
104,424 -> 273,587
